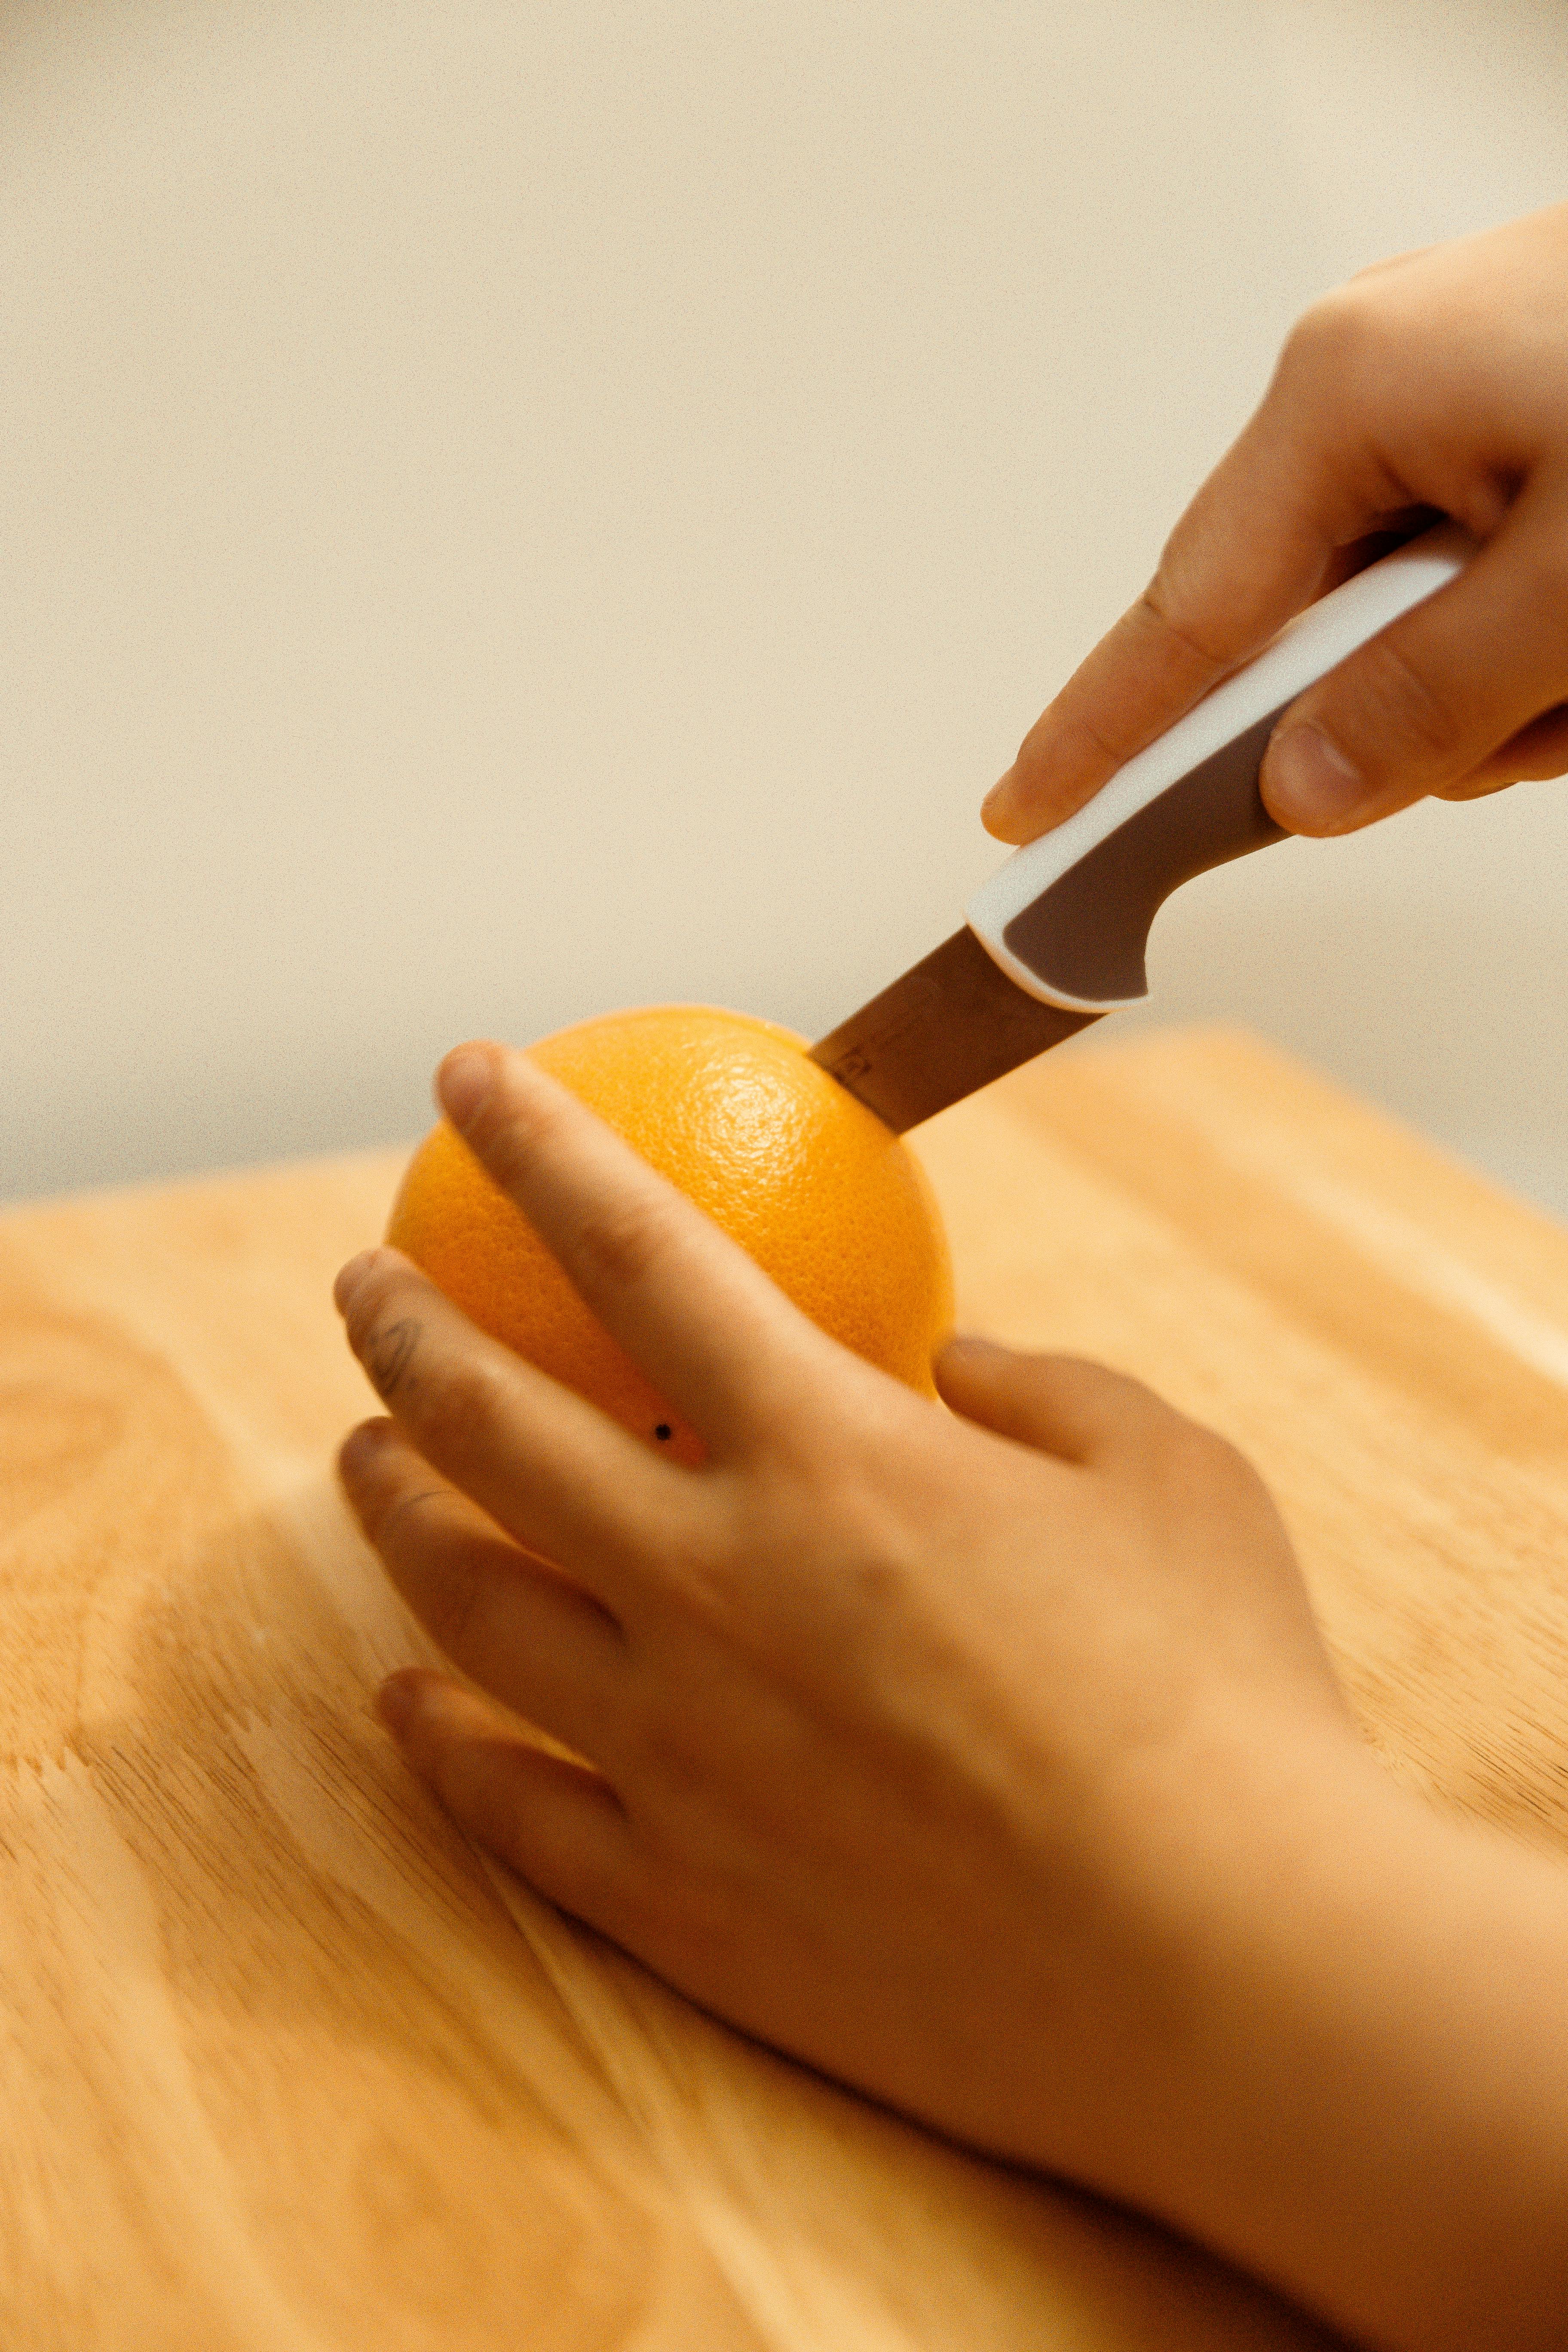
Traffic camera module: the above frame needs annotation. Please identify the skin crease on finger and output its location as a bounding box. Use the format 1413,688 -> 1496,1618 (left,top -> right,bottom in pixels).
331,1044 -> 1568,2351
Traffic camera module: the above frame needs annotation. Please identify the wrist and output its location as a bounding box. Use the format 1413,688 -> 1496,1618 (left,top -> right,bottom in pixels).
1121,1734 -> 1568,2349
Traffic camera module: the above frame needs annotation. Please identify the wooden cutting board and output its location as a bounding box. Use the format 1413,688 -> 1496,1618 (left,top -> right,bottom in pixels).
5,1026 -> 1568,2352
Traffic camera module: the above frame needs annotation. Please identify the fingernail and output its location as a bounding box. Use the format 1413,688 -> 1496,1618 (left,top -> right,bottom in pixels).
333,1249 -> 378,1313
438,1044 -> 494,1127
981,768 -> 1018,833
1263,723 -> 1366,832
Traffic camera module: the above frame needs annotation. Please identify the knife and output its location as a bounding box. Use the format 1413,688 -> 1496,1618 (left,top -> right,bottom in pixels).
809,520 -> 1476,1132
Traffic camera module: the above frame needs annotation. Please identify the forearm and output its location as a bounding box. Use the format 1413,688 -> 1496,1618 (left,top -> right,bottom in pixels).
1123,1740 -> 1568,2351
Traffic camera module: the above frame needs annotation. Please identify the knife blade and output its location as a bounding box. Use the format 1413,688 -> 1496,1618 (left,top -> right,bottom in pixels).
811,520 -> 1475,1132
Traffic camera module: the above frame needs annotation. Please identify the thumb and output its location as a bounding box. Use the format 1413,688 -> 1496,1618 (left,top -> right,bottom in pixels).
1260,475 -> 1568,835
933,1337 -> 1170,1466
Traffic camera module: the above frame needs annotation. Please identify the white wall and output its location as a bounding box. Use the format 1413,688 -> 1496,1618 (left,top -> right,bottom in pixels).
5,0 -> 1566,1210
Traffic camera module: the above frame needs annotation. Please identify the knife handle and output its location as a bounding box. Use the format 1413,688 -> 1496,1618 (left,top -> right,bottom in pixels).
966,520 -> 1476,1013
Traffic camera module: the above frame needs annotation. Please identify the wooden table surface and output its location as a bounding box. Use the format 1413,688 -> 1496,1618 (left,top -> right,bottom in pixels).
6,1026 -> 1568,2351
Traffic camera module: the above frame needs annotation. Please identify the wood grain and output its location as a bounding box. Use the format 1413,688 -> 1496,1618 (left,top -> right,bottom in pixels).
6,1025 -> 1567,2349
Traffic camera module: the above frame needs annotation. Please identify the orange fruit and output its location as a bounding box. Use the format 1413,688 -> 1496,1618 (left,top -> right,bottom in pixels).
384,1005 -> 953,1464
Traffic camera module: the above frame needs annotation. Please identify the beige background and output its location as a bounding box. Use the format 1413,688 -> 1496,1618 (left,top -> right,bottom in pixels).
5,0 -> 1566,1213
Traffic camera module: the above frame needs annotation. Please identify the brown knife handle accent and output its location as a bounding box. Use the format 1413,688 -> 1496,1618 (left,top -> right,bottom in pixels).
1001,702 -> 1289,1005
809,928 -> 1098,1133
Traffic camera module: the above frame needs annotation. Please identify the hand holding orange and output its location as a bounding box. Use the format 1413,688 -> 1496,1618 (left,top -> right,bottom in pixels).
384,1005 -> 953,1463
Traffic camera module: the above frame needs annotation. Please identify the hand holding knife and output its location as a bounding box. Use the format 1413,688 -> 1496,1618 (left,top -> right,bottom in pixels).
810,523 -> 1475,1132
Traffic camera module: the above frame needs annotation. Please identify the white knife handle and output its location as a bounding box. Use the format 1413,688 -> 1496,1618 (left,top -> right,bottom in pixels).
966,520 -> 1476,1013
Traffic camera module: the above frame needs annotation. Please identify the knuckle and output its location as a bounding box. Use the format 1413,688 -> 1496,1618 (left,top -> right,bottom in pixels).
426,1555 -> 485,1663
824,1487 -> 924,1619
370,1480 -> 448,1552
571,1195 -> 673,1296
1056,701 -> 1138,775
406,1351 -> 507,1457
1283,285 -> 1378,376
847,1547 -> 910,1614
1340,631 -> 1460,765
745,1445 -> 892,1561
1137,576 -> 1231,674
673,1521 -> 752,1624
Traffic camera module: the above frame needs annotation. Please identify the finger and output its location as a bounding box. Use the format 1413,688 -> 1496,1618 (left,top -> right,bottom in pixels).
1440,701 -> 1568,795
981,383 -> 1386,847
379,1670 -> 646,1936
1261,478 -> 1568,834
340,1418 -> 629,1762
334,1245 -> 693,1611
934,1338 -> 1173,1466
435,1041 -> 843,1457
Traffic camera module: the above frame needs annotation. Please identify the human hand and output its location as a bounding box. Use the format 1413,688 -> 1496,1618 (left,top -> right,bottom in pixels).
984,202 -> 1568,845
335,1041 -> 1568,2349
333,1042 -> 1395,2295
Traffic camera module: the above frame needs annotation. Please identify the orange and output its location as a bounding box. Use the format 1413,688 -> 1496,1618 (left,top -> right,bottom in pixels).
385,1005 -> 953,1464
